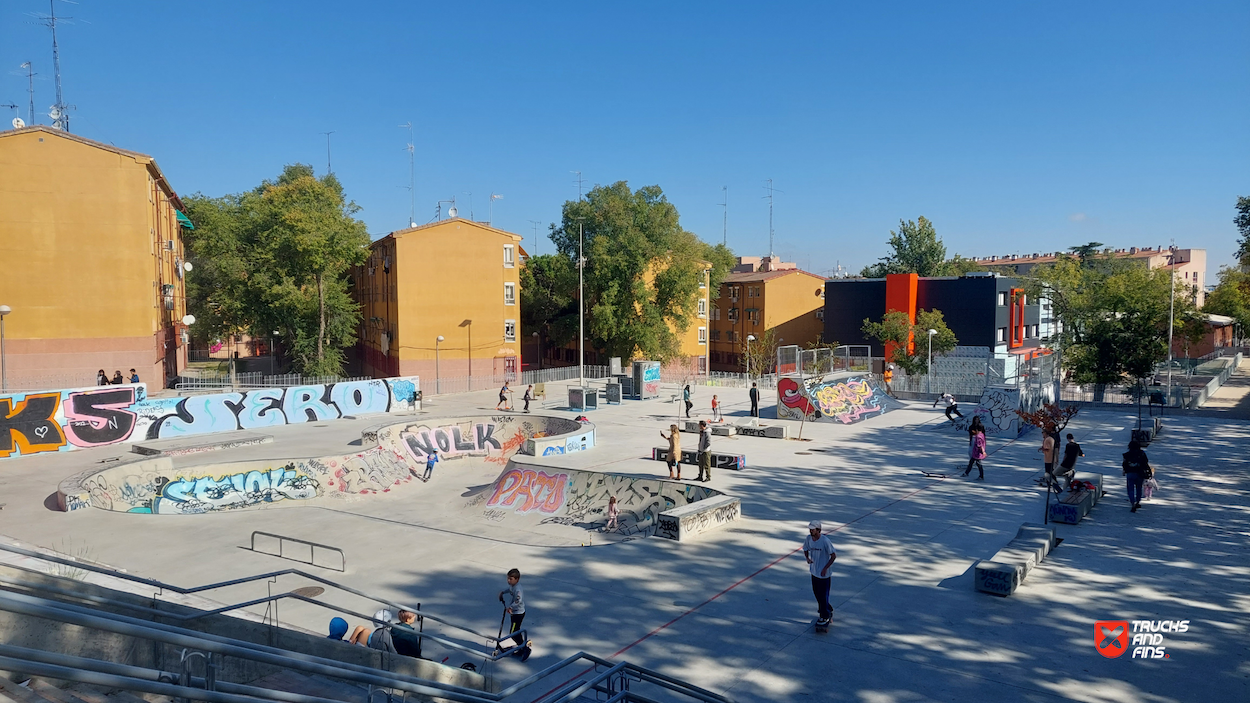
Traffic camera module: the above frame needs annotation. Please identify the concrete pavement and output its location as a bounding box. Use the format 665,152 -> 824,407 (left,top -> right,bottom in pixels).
0,381 -> 1246,702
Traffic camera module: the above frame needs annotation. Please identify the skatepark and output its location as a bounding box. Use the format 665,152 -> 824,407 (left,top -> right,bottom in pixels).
0,374 -> 1248,702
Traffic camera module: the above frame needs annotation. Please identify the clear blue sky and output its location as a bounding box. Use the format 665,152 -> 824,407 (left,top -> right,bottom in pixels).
4,1 -> 1247,275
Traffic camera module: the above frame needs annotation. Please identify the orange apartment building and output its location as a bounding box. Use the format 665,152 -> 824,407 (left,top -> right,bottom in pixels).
708,257 -> 826,372
0,126 -> 192,389
351,218 -> 524,387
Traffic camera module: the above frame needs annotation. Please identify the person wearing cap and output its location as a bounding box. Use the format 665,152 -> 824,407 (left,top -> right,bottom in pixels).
803,520 -> 837,627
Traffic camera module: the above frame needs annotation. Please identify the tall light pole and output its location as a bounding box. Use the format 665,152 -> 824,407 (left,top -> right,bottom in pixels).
927,328 -> 938,395
1166,245 -> 1176,404
0,305 -> 10,392
746,334 -> 756,378
532,331 -> 541,371
460,320 -> 472,391
578,220 -> 585,387
435,335 -> 444,395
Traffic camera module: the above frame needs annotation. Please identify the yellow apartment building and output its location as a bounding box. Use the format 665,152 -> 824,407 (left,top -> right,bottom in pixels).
0,126 -> 191,389
351,218 -> 524,389
709,257 -> 826,372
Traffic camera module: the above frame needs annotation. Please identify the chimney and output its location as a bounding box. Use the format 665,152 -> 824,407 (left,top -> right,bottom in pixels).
1129,247 -> 1138,254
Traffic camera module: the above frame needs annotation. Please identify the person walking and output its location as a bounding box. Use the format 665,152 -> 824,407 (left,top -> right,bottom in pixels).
697,420 -> 712,482
522,385 -> 533,413
683,385 -> 693,418
1039,431 -> 1061,494
660,424 -> 682,480
803,520 -> 837,627
1055,432 -> 1083,490
882,364 -> 897,398
749,382 -> 760,417
963,418 -> 987,480
605,496 -> 619,531
498,568 -> 531,661
1122,440 -> 1151,513
497,381 -> 511,411
711,394 -> 722,423
423,449 -> 439,481
934,392 -> 963,422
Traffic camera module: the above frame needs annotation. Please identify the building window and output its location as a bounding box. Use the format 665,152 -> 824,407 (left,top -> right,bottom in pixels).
728,307 -> 739,322
504,320 -> 516,342
998,291 -> 1008,307
816,309 -> 824,320
504,245 -> 515,267
730,286 -> 739,301
698,355 -> 707,373
997,327 -> 1008,342
710,329 -> 720,341
711,307 -> 720,321
504,283 -> 516,305
698,298 -> 707,317
698,327 -> 707,344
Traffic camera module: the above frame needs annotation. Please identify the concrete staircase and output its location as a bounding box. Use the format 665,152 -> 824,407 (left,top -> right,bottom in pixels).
0,672 -> 369,703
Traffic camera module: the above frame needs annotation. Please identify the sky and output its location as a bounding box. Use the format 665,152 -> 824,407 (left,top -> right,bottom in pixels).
2,1 -> 1247,276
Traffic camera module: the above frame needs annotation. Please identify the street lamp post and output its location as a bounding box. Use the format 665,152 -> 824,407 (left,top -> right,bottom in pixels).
459,320 -> 472,391
532,331 -> 541,371
1166,245 -> 1176,405
746,334 -> 756,378
926,328 -> 938,395
435,335 -> 445,395
0,305 -> 10,392
578,221 -> 585,388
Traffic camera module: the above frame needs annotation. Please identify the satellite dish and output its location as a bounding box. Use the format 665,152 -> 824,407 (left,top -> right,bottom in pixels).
12,118 -> 25,129
447,206 -> 458,218
183,261 -> 194,272
48,107 -> 61,120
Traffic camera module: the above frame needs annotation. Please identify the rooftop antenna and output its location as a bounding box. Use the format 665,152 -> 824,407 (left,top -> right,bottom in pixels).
763,179 -> 783,258
34,0 -> 74,132
399,122 -> 415,227
320,131 -> 334,173
19,62 -> 35,126
463,192 -> 474,221
528,220 -> 542,256
571,170 -> 585,200
489,193 -> 503,226
720,186 -> 728,246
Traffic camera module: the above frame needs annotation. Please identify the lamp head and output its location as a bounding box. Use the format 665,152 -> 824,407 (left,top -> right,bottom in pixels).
927,329 -> 937,335
747,334 -> 756,342
0,305 -> 10,316
436,335 -> 445,342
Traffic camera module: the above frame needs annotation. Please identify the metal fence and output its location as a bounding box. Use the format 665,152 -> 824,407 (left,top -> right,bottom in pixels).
424,365 -> 612,396
173,372 -> 373,392
660,370 -> 780,389
0,374 -> 99,393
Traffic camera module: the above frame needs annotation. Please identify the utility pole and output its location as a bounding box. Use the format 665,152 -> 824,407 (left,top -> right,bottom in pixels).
574,218 -> 586,387
572,171 -> 585,200
320,131 -> 335,173
400,122 -> 415,227
1166,242 -> 1176,405
39,1 -> 72,132
528,220 -> 542,256
764,179 -> 781,258
20,62 -> 35,126
720,186 -> 728,246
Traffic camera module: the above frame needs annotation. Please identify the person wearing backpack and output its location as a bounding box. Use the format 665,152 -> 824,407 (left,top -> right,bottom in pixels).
1122,440 -> 1151,513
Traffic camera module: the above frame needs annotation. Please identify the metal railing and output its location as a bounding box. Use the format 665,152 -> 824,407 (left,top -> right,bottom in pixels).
426,365 -> 612,396
174,373 -> 372,392
244,531 -> 346,573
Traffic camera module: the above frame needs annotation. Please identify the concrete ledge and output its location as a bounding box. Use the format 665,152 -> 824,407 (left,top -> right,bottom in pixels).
974,561 -> 1022,596
991,547 -> 1038,578
681,421 -> 735,436
656,495 -> 742,541
651,447 -> 746,471
1017,523 -> 1057,551
131,434 -> 274,457
1073,471 -> 1105,505
1049,488 -> 1095,524
734,424 -> 788,439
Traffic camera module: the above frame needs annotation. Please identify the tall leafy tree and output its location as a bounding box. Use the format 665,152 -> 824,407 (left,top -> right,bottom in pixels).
182,164 -> 369,376
861,309 -> 958,375
1068,241 -> 1106,264
1204,267 -> 1250,336
1235,196 -> 1250,268
861,217 -> 947,277
549,182 -> 732,362
519,253 -> 579,360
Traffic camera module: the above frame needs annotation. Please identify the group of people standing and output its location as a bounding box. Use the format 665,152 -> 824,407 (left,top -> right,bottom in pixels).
659,419 -> 714,482
682,383 -> 762,419
97,369 -> 139,386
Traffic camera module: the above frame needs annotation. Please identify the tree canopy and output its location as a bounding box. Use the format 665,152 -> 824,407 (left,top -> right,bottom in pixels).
862,308 -> 958,375
1235,196 -> 1250,268
861,216 -> 985,277
1204,267 -> 1250,336
542,182 -> 734,362
182,164 -> 369,376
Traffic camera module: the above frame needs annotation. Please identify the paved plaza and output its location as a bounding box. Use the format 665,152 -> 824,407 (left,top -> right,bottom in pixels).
1,382 -> 1247,702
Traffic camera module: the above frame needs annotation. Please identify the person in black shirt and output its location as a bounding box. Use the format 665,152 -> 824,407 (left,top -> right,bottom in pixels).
1122,440 -> 1150,513
749,383 -> 760,417
1055,433 -> 1083,490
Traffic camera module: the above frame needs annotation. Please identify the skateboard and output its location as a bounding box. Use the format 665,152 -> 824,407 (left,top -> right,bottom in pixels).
921,471 -> 951,478
511,639 -> 533,662
813,619 -> 829,634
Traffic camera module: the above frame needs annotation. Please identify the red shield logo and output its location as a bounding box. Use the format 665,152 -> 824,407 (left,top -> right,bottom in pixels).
1095,621 -> 1130,658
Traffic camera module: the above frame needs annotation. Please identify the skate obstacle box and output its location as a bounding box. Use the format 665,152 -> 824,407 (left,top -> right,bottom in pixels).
1048,471 -> 1106,525
975,523 -> 1058,596
568,387 -> 598,412
656,494 -> 742,541
682,420 -> 735,436
733,423 -> 787,439
651,447 -> 746,471
604,382 -> 622,404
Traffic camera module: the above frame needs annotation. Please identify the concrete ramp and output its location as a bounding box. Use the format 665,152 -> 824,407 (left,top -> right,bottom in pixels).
776,372 -> 903,424
953,386 -> 1024,436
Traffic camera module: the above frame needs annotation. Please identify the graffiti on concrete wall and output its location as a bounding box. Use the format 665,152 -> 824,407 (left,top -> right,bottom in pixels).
651,447 -> 746,471
778,375 -> 893,424
954,386 -> 1021,436
401,422 -> 503,461
0,377 -> 420,461
152,464 -> 320,515
486,467 -> 570,514
556,472 -> 717,536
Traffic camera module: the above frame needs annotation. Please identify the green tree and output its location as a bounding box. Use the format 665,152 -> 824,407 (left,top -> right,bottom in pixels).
1204,267 -> 1250,336
741,328 -> 782,378
861,309 -> 958,375
1068,241 -> 1106,264
861,217 -> 947,277
550,182 -> 731,362
182,164 -> 369,376
1235,196 -> 1250,268
519,253 -> 579,362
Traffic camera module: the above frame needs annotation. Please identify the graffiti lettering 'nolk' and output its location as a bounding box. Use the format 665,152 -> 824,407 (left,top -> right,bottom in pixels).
486,468 -> 569,514
402,423 -> 502,460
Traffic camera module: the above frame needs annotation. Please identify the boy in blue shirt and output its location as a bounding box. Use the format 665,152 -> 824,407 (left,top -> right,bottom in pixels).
423,449 -> 439,481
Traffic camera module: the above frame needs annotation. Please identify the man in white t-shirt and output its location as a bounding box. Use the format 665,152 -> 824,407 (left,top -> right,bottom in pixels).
802,519 -> 837,626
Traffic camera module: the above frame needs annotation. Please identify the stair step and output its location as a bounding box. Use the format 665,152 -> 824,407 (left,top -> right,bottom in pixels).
22,681 -> 78,703
59,687 -> 109,703
104,692 -> 168,703
247,670 -> 367,703
0,677 -> 55,703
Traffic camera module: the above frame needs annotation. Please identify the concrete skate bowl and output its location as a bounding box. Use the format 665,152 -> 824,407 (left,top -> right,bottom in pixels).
951,386 -> 1030,437
776,372 -> 902,424
56,415 -> 593,514
463,464 -> 731,542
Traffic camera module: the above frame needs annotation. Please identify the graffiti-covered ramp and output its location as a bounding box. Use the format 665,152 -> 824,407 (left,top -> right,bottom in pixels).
776,372 -> 904,425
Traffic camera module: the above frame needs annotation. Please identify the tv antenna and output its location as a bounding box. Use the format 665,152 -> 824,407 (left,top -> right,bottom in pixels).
18,62 -> 36,126
463,192 -> 474,221
399,122 -> 415,227
528,220 -> 542,256
719,186 -> 728,246
489,193 -> 503,226
320,131 -> 334,173
571,170 -> 585,200
33,0 -> 75,132
763,179 -> 783,257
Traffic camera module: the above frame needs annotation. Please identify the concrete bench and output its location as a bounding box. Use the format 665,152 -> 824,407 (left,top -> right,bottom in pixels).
1049,487 -> 1096,524
733,424 -> 788,439
975,523 -> 1057,596
1073,471 -> 1105,505
656,495 -> 742,541
680,421 -> 735,436
651,447 -> 745,471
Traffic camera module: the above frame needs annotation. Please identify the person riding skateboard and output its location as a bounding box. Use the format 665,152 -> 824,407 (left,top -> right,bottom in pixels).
803,520 -> 837,628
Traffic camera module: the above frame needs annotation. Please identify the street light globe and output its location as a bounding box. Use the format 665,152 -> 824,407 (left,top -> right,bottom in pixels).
927,328 -> 937,335
747,334 -> 756,342
182,314 -> 196,326
0,305 -> 10,317
436,335 -> 445,342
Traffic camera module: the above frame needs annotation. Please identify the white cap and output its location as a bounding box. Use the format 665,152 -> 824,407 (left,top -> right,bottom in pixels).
808,520 -> 822,530
374,609 -> 396,624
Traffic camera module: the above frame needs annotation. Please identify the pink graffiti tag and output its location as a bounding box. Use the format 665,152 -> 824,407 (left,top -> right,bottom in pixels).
486,468 -> 569,514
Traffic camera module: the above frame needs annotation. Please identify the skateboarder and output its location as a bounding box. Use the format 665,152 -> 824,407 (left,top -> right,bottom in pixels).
1055,432 -> 1083,490
1039,432 -> 1061,494
749,382 -> 760,417
522,385 -> 533,413
423,449 -> 439,481
711,395 -> 722,423
934,392 -> 963,422
803,520 -> 837,628
697,420 -> 712,482
498,568 -> 531,661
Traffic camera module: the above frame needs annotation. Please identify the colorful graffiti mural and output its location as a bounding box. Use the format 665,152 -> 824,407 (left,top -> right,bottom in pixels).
486,467 -> 570,514
633,361 -> 661,400
153,464 -> 320,515
776,373 -> 900,424
1,377 -> 420,461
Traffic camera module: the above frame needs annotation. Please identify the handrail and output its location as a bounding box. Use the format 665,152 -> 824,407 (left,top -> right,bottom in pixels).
0,588 -> 732,703
247,531 -> 346,572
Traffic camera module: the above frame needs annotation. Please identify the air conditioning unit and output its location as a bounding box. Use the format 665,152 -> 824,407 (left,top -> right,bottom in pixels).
165,241 -> 175,251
